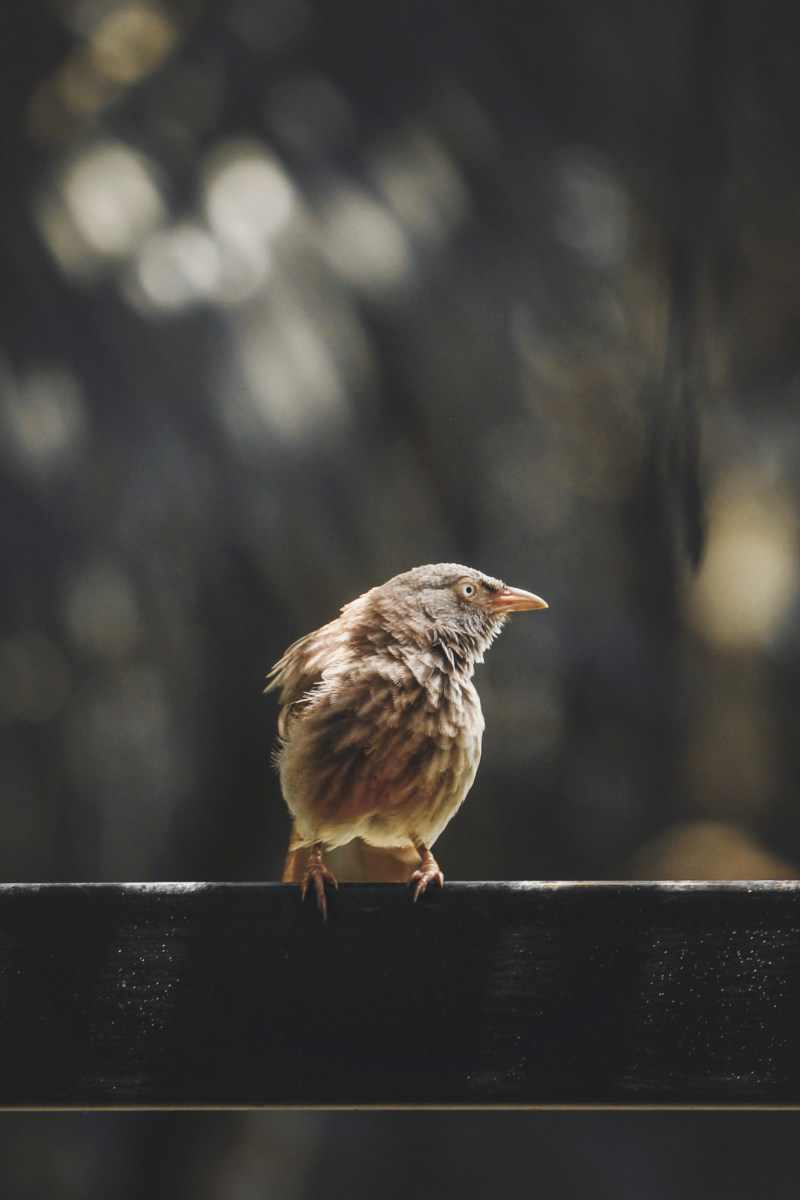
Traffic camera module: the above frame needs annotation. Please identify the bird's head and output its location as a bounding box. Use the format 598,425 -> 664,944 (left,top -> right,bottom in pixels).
348,563 -> 547,666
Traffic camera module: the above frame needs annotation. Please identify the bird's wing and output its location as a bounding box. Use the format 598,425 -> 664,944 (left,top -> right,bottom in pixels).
265,631 -> 322,743
265,618 -> 357,741
265,629 -> 324,704
266,614 -> 360,698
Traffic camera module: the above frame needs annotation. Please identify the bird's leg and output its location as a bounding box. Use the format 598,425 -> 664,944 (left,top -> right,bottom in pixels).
301,842 -> 338,920
409,841 -> 444,902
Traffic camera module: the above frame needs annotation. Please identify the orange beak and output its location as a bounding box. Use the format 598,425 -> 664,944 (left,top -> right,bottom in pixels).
487,585 -> 548,615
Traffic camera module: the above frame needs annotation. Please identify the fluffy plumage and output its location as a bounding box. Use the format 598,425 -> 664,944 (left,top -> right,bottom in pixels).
266,563 -> 547,915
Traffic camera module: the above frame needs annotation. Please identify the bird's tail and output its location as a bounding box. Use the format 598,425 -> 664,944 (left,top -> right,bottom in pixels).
281,826 -> 422,883
282,823 -> 307,882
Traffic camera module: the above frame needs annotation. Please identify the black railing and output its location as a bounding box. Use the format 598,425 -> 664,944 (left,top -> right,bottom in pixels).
1,881 -> 798,1108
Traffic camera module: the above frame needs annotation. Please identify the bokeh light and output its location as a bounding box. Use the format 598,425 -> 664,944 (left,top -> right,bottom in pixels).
686,463 -> 799,649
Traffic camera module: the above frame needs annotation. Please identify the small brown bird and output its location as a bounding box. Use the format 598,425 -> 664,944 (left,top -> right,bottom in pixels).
266,563 -> 547,916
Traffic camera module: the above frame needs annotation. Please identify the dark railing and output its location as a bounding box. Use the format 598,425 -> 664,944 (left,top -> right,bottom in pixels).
1,881 -> 798,1109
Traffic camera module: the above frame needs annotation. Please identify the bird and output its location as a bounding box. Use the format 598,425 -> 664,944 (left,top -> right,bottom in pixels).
266,563 -> 547,917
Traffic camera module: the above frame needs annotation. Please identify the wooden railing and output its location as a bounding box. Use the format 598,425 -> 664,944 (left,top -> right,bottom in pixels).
1,881 -> 798,1108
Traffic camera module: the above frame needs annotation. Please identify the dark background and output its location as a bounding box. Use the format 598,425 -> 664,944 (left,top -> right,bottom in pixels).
2,0 -> 800,1194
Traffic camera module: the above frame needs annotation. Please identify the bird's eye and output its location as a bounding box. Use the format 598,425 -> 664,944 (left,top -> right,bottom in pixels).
458,580 -> 478,599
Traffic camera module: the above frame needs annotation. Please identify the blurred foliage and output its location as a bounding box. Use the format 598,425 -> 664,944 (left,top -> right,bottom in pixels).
2,0 -> 800,1195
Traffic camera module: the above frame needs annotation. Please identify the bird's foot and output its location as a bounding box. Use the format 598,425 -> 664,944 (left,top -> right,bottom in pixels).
410,844 -> 444,902
300,844 -> 338,920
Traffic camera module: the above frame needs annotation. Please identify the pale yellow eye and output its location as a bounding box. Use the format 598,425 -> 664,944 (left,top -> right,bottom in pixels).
458,580 -> 478,599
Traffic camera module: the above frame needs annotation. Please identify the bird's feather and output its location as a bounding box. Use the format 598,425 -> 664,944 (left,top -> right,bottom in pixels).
267,563 -> 546,906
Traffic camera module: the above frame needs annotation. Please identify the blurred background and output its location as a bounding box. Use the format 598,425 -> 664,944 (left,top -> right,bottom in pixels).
2,0 -> 800,1194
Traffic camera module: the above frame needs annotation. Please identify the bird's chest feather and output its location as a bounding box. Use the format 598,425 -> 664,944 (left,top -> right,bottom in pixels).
279,651 -> 484,843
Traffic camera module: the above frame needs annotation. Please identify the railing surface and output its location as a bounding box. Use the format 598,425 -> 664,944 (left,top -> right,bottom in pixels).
0,881 -> 798,1109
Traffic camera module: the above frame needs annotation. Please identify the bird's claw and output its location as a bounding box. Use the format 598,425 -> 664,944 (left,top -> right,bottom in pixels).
301,855 -> 338,920
410,850 -> 444,902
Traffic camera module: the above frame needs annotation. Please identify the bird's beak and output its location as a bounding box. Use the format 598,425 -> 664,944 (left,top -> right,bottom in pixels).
487,585 -> 548,615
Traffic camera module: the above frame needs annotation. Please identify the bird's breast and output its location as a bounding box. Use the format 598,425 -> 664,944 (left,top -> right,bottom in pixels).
278,652 -> 484,848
